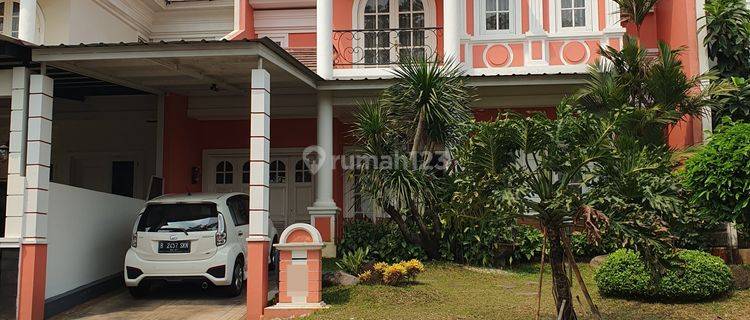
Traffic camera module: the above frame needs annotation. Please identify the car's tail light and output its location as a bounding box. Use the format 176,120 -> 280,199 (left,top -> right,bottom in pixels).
131,233 -> 138,248
215,232 -> 227,246
216,212 -> 227,246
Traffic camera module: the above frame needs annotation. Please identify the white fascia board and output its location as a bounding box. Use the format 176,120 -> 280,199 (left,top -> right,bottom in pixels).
250,0 -> 316,9
32,42 -> 262,61
257,45 -> 318,89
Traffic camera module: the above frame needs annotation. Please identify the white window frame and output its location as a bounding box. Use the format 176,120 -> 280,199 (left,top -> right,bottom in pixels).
0,0 -> 18,38
479,0 -> 521,37
550,0 -> 598,34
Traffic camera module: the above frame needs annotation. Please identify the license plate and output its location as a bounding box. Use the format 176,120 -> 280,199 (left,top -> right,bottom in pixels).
158,241 -> 190,253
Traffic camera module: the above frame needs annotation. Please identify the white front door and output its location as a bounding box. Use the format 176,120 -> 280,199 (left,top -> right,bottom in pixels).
203,150 -> 315,232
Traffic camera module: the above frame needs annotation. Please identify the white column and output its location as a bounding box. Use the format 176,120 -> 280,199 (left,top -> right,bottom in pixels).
314,91 -> 335,208
316,0 -> 333,79
22,74 -> 53,244
18,0 -> 37,43
443,0 -> 461,62
527,0 -> 545,36
309,91 -> 339,258
3,67 -> 29,240
248,69 -> 271,239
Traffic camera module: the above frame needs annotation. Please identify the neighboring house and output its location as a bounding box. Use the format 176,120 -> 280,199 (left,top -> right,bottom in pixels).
0,0 -> 710,319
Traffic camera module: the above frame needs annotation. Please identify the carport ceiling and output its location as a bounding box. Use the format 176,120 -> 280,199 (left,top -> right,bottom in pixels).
30,39 -> 320,97
28,65 -> 147,100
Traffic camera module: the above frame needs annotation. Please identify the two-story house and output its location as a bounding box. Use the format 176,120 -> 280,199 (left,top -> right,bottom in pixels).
0,0 -> 711,319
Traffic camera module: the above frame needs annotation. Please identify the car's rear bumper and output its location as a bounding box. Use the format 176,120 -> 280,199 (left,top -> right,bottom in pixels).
124,247 -> 238,287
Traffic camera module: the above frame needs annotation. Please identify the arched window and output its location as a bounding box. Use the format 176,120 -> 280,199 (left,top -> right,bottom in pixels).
215,161 -> 233,184
0,1 -> 44,43
295,160 -> 312,183
356,0 -> 436,65
242,161 -> 250,184
270,160 -> 286,184
0,1 -> 19,38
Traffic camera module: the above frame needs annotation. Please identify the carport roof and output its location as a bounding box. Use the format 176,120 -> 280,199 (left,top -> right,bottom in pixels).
31,38 -> 322,96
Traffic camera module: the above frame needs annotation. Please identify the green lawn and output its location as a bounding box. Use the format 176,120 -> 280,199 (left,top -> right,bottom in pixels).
306,263 -> 750,320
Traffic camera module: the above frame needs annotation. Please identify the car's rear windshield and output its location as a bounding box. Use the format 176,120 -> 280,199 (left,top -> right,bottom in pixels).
137,203 -> 219,233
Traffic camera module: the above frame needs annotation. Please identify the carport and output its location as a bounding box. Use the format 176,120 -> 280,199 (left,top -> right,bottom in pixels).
4,38 -> 328,319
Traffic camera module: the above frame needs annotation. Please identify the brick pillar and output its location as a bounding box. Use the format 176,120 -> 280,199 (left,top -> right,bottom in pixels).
17,74 -> 53,320
247,68 -> 271,320
264,224 -> 325,319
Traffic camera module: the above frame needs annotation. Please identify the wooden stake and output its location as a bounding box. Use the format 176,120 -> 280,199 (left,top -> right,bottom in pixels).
536,228 -> 548,320
562,234 -> 602,320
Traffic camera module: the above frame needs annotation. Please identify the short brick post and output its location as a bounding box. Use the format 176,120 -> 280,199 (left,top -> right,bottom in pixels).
264,223 -> 327,319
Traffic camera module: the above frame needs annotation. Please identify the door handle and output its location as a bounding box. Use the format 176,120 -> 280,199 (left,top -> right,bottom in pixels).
238,231 -> 244,236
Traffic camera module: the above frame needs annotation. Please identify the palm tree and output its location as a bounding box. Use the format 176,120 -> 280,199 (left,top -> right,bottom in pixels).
351,57 -> 474,259
577,36 -> 726,146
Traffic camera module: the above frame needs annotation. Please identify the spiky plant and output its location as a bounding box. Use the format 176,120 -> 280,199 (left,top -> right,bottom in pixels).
350,57 -> 474,259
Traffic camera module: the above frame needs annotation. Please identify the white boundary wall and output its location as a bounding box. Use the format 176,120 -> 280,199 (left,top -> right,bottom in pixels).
45,182 -> 144,299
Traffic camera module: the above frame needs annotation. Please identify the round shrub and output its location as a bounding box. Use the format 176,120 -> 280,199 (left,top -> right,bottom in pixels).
658,250 -> 733,301
595,249 -> 733,301
594,249 -> 654,297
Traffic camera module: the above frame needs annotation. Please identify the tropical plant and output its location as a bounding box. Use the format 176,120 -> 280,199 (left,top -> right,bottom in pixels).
358,259 -> 425,286
452,103 -> 683,319
712,77 -> 750,123
683,120 -> 750,232
351,57 -> 474,259
336,247 -> 371,275
337,220 -> 427,263
577,36 -> 726,146
703,0 -> 750,78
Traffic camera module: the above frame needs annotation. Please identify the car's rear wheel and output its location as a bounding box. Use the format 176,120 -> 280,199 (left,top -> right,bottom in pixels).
223,259 -> 244,297
128,284 -> 149,298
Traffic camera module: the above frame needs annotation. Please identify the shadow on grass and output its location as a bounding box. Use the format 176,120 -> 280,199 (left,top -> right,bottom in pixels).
322,286 -> 354,305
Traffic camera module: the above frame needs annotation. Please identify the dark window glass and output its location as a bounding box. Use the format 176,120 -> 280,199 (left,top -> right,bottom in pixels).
242,161 -> 250,184
137,203 -> 219,232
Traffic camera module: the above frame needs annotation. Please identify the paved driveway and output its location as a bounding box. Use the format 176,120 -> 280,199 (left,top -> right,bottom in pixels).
51,277 -> 277,320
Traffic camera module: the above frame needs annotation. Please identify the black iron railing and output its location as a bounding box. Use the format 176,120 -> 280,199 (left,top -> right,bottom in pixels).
333,27 -> 442,67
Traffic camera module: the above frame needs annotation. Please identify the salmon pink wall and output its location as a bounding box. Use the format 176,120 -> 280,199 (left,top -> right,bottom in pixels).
625,13 -> 658,49
289,33 -> 317,47
653,0 -> 704,148
163,96 -> 348,216
163,94 -> 201,193
227,1 -> 256,40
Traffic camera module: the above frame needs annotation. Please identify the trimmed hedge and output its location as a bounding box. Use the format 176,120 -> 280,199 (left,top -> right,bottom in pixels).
595,249 -> 732,301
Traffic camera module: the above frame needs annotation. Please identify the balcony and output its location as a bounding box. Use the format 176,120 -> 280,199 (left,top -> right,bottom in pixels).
333,27 -> 442,67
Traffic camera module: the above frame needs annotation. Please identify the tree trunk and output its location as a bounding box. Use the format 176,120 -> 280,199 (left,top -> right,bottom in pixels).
384,205 -> 421,245
410,112 -> 425,163
548,228 -> 577,320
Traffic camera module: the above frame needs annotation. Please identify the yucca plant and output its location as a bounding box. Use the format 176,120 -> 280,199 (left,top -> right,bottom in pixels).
350,57 -> 474,259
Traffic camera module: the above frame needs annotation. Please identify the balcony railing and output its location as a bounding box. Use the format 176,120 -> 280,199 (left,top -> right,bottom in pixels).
333,27 -> 442,67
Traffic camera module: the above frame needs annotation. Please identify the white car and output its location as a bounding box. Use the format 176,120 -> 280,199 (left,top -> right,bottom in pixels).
124,193 -> 278,297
